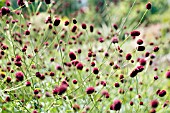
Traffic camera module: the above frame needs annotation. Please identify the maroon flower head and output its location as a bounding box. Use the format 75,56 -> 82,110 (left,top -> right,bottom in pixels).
154,75 -> 158,80
153,46 -> 159,52
113,24 -> 118,30
137,39 -> 143,45
58,84 -> 68,95
146,2 -> 152,10
34,89 -> 39,94
53,84 -> 68,95
6,1 -> 11,6
166,71 -> 170,78
1,7 -> 8,15
72,104 -> 80,111
163,101 -> 168,108
24,30 -> 30,35
15,61 -> 22,67
26,81 -> 31,86
136,65 -> 144,72
111,36 -> 119,43
101,90 -> 109,98
17,0 -> 25,7
145,52 -> 150,57
5,96 -> 10,102
98,37 -> 104,43
69,52 -> 76,61
73,18 -> 77,24
15,71 -> 24,81
114,82 -> 120,88
30,0 -> 35,2
72,25 -> 77,32
131,30 -> 140,36
64,20 -> 69,26
72,60 -> 79,66
54,18 -> 60,26
140,101 -> 144,105
150,99 -> 159,108
130,66 -> 144,77
76,62 -> 83,70
32,110 -> 38,113
56,64 -> 62,71
72,79 -> 77,84
49,72 -> 55,76
101,80 -> 106,86
158,90 -> 166,97
45,0 -> 51,4
90,24 -> 94,32
6,77 -> 11,83
137,46 -> 145,51
81,23 -> 87,29
150,109 -> 156,113
15,55 -> 22,61
35,72 -> 41,78
130,101 -> 134,106
110,99 -> 122,111
139,58 -> 146,66
93,67 -> 99,74
126,53 -> 132,60
86,86 -> 95,94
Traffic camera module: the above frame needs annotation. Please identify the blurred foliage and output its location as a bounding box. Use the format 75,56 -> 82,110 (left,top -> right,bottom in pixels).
1,0 -> 170,27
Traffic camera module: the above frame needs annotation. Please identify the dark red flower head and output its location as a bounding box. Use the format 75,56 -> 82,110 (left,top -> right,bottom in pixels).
76,62 -> 83,70
45,0 -> 51,4
17,0 -> 25,7
72,79 -> 77,84
15,71 -> 24,81
73,18 -> 77,24
101,90 -> 109,98
113,24 -> 118,30
130,66 -> 144,77
30,0 -> 35,2
131,30 -> 140,36
126,53 -> 132,60
15,55 -> 22,61
72,25 -> 77,32
24,30 -> 30,35
137,39 -> 143,45
149,109 -> 156,113
81,23 -> 87,29
110,99 -> 122,111
146,2 -> 152,10
86,86 -> 95,94
90,24 -> 94,32
69,52 -> 76,61
26,81 -> 31,86
153,46 -> 159,52
32,110 -> 38,113
166,71 -> 170,78
1,7 -> 10,15
137,46 -> 145,51
111,36 -> 119,43
6,1 -> 11,6
49,72 -> 55,76
64,20 -> 69,26
54,18 -> 60,26
158,90 -> 166,97
93,67 -> 99,74
150,99 -> 159,108
53,84 -> 68,95
139,58 -> 146,66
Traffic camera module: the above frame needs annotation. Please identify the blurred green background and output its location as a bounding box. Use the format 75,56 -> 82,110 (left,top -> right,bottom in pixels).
1,0 -> 170,26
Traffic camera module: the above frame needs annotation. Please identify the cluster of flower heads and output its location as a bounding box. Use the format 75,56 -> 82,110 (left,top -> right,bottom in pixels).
0,1 -> 170,113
